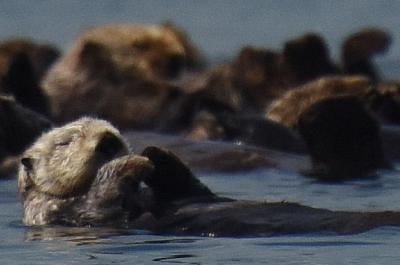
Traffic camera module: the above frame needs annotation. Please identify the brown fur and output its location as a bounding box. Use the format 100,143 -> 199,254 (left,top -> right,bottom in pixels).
73,24 -> 188,80
0,39 -> 59,115
183,33 -> 339,116
184,28 -> 388,121
185,111 -> 226,141
42,24 -> 200,127
282,33 -> 340,84
266,76 -> 372,128
0,95 -> 51,177
42,24 -> 191,127
18,117 -> 155,225
0,39 -> 60,80
374,82 -> 400,123
184,46 -> 285,114
298,96 -> 386,180
162,22 -> 206,71
342,28 -> 391,82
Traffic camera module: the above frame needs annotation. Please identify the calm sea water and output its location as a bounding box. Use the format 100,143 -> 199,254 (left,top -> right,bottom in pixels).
1,1 -> 400,264
3,164 -> 400,265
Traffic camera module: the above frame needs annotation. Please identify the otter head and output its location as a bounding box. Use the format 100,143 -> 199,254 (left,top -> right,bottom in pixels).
342,28 -> 391,82
79,24 -> 187,80
18,117 -> 129,198
298,97 -> 387,180
282,33 -> 338,83
232,46 -> 281,88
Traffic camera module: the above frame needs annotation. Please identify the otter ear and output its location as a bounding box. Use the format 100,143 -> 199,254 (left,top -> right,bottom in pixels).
21,157 -> 33,171
79,41 -> 112,69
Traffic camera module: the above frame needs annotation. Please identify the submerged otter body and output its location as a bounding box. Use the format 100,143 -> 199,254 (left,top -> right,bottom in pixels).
18,118 -> 400,237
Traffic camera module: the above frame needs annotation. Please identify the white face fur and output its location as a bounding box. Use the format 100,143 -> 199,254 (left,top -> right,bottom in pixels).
18,117 -> 129,197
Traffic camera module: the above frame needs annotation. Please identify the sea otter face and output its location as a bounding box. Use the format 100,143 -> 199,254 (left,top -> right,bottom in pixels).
81,24 -> 186,80
19,117 -> 129,198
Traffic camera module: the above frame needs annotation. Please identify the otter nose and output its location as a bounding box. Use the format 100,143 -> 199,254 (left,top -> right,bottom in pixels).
95,132 -> 126,159
166,55 -> 185,78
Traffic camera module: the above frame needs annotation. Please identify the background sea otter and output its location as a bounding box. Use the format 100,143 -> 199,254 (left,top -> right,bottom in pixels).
41,23 -> 203,128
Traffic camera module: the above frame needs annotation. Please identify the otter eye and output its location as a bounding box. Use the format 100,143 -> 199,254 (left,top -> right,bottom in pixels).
95,132 -> 124,158
55,139 -> 71,147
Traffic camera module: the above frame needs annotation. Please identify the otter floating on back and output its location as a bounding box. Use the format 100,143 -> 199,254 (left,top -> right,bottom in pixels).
18,117 -> 400,237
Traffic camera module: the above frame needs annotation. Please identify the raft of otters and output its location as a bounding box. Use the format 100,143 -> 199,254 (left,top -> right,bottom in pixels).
18,118 -> 400,237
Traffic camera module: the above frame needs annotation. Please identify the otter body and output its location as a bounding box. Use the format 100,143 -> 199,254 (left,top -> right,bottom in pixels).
17,117 -> 400,237
41,24 -> 200,127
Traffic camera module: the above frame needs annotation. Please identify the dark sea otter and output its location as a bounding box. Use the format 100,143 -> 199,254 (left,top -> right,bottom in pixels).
18,118 -> 400,237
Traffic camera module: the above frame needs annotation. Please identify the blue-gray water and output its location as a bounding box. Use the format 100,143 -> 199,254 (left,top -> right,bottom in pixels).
1,1 -> 400,264
3,165 -> 400,264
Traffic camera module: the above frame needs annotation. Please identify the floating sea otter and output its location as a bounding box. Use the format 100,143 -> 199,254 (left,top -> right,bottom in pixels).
266,76 -> 390,179
18,118 -> 400,236
41,23 -> 202,127
0,39 -> 59,116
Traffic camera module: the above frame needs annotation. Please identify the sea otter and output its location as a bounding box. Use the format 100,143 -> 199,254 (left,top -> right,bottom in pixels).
266,75 -> 372,128
0,39 -> 59,116
41,24 -> 202,127
0,95 -> 52,177
18,117 -> 400,237
298,96 -> 387,180
341,28 -> 391,82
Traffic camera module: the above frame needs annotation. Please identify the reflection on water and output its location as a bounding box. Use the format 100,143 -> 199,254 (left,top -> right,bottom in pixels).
24,226 -> 139,244
153,254 -> 198,264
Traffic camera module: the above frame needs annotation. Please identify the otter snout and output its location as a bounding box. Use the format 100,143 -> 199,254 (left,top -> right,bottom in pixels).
95,132 -> 128,160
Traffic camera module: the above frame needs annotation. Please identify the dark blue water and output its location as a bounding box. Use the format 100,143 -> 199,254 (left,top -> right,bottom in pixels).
2,163 -> 400,264
1,1 -> 400,264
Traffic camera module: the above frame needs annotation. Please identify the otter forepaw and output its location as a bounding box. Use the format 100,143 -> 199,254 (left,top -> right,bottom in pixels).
96,154 -> 154,184
141,146 -> 214,202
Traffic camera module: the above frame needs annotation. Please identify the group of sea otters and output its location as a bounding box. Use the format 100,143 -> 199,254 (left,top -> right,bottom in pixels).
2,23 -> 400,237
